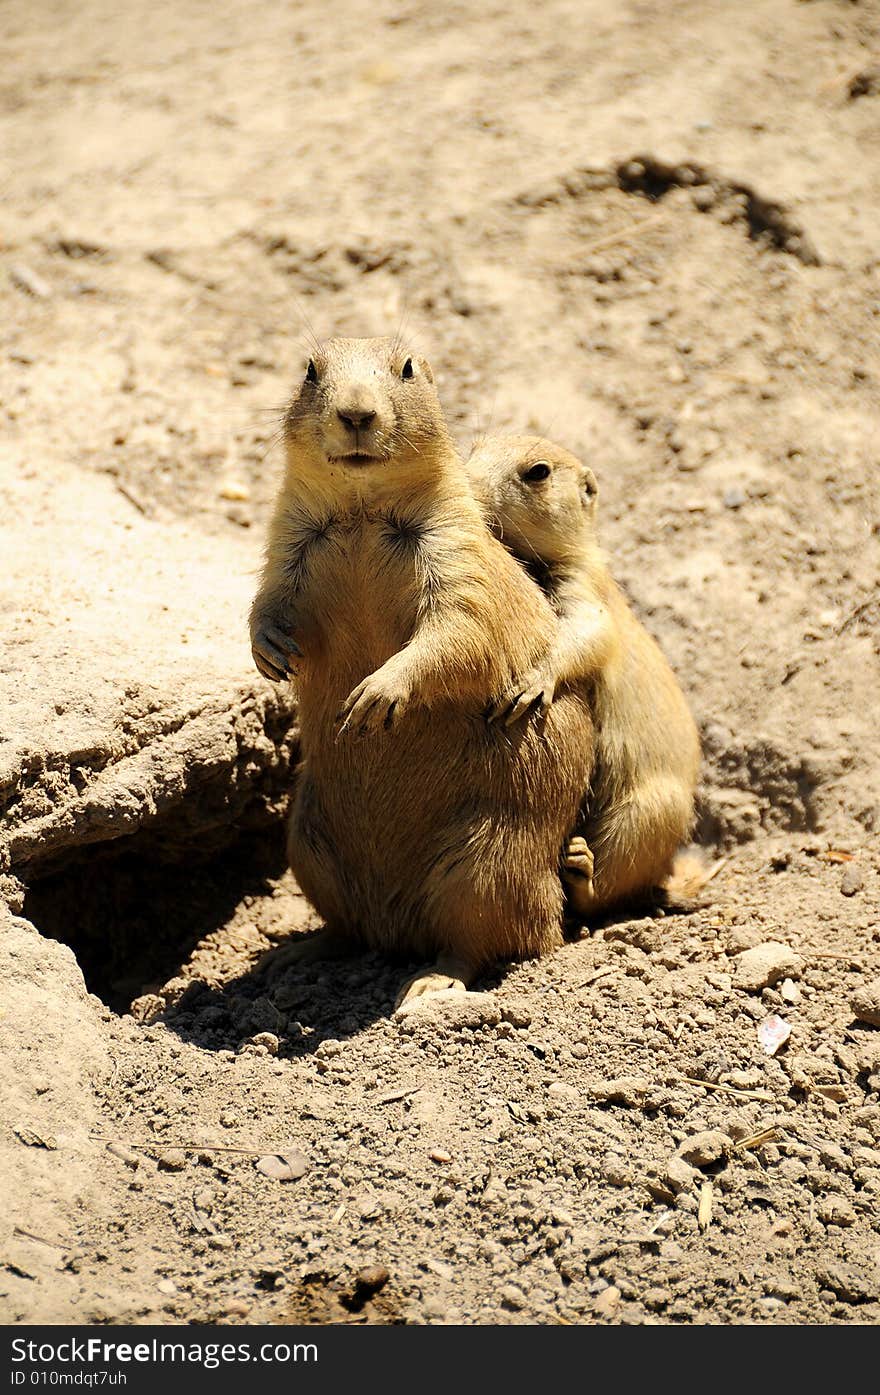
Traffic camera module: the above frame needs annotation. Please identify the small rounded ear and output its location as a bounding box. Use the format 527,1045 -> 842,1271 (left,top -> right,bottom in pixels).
417,356 -> 434,383
582,468 -> 599,501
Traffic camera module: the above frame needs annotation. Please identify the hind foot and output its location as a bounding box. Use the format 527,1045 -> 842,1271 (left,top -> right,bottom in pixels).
562,835 -> 595,898
259,926 -> 354,977
393,955 -> 475,1011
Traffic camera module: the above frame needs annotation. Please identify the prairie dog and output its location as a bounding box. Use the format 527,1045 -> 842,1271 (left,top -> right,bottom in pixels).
465,433 -> 701,915
250,342 -> 594,1002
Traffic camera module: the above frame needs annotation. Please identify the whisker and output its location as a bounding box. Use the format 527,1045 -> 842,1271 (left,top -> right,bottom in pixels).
393,427 -> 422,457
291,295 -> 323,358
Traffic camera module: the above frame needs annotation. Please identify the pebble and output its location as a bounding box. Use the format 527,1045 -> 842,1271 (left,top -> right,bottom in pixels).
500,999 -> 532,1028
603,1157 -> 633,1187
350,1265 -> 390,1302
156,1150 -> 187,1172
733,941 -> 802,992
851,977 -> 880,1027
395,991 -> 501,1030
208,1234 -> 233,1251
594,1285 -> 621,1317
840,864 -> 863,896
677,1130 -> 732,1168
817,1198 -> 856,1227
500,1283 -> 527,1311
255,1147 -> 309,1182
218,480 -> 250,502
665,1156 -> 697,1193
10,263 -> 52,298
585,1075 -> 653,1107
157,1279 -> 177,1296
816,1262 -> 875,1303
547,1081 -> 579,1104
222,1299 -> 251,1318
780,978 -> 800,1005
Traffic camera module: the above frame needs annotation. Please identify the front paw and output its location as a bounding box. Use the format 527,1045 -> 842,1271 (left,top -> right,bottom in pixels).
251,618 -> 301,683
486,668 -> 556,726
336,661 -> 411,738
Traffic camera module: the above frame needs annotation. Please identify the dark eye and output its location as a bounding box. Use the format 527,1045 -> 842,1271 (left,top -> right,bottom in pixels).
522,461 -> 551,483
401,358 -> 414,380
306,359 -> 318,384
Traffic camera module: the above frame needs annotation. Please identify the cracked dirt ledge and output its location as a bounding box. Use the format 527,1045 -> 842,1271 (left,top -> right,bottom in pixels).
0,460 -> 298,902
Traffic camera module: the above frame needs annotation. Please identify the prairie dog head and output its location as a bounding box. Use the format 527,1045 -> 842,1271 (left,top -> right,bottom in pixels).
283,337 -> 451,494
466,434 -> 598,566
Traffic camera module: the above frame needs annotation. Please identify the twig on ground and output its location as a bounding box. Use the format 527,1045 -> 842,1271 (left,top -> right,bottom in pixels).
682,1077 -> 774,1103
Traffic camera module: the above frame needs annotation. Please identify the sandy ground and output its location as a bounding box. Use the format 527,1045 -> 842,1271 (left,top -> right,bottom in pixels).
1,0 -> 880,1326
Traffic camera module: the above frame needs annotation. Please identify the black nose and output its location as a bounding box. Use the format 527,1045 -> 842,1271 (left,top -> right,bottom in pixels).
337,408 -> 376,431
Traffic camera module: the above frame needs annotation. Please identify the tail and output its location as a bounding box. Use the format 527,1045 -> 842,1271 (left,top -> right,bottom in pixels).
658,848 -> 727,905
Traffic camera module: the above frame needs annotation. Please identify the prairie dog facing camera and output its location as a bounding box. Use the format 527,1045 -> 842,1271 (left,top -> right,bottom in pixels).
466,433 -> 701,915
250,344 -> 595,1005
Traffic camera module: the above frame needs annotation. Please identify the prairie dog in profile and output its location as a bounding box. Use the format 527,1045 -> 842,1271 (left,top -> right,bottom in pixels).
250,343 -> 594,1004
466,433 -> 701,915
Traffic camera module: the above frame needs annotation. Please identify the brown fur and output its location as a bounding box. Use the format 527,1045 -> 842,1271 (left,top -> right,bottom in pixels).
250,342 -> 595,988
466,433 -> 701,915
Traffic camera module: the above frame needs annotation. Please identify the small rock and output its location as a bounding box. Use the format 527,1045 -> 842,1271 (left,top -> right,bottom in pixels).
733,941 -> 802,992
594,1285 -> 621,1317
429,1149 -> 452,1164
763,1276 -> 801,1301
222,1299 -> 251,1317
395,991 -> 501,1030
677,1130 -> 732,1168
347,1265 -> 390,1306
249,1032 -> 279,1055
500,1283 -> 527,1311
840,864 -> 863,896
208,1234 -> 234,1251
106,1142 -> 141,1170
156,1150 -> 187,1172
725,925 -> 764,954
852,1038 -> 880,1074
255,1147 -> 309,1182
603,1157 -> 633,1187
643,1286 -> 671,1311
723,487 -> 746,510
780,978 -> 800,1005
816,1262 -> 875,1303
547,1081 -> 579,1104
218,479 -> 250,502
500,999 -> 532,1028
10,263 -> 52,298
585,1075 -> 653,1108
851,977 -> 880,1028
666,1156 -> 697,1193
817,1198 -> 856,1227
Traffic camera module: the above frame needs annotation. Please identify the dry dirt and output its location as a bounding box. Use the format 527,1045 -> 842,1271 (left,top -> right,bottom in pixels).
2,0 -> 880,1327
